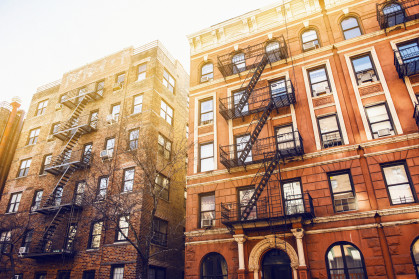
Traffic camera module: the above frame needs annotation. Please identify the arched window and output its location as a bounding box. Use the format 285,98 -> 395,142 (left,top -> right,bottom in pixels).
232,53 -> 246,74
302,29 -> 320,51
326,242 -> 368,279
383,3 -> 405,27
411,237 -> 419,278
341,17 -> 362,40
201,63 -> 214,82
266,41 -> 281,62
201,253 -> 228,279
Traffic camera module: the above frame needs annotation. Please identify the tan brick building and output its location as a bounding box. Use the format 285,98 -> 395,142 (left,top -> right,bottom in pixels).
0,41 -> 189,278
185,0 -> 419,278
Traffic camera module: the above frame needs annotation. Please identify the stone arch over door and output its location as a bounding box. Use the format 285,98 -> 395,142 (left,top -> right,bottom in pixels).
248,235 -> 299,279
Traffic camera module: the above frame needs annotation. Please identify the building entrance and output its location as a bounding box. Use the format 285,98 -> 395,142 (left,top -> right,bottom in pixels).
262,249 -> 292,279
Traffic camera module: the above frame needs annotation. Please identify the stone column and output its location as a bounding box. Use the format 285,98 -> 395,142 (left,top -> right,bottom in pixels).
292,228 -> 309,279
234,234 -> 247,270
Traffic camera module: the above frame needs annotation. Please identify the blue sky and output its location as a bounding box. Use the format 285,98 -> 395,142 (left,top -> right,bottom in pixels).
0,0 -> 278,112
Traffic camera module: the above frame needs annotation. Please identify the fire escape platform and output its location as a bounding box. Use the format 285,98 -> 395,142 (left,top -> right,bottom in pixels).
61,90 -> 102,109
376,0 -> 419,30
414,104 -> 419,128
34,203 -> 82,215
52,123 -> 97,141
23,250 -> 75,259
44,159 -> 88,175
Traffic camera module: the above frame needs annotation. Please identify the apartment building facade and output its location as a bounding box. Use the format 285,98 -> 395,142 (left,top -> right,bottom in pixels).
185,0 -> 419,278
0,41 -> 189,278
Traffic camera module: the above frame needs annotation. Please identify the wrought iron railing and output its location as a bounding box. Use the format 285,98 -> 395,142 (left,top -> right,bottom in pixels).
414,104 -> 419,127
44,149 -> 91,173
60,85 -> 103,109
219,81 -> 296,120
53,114 -> 98,138
217,36 -> 288,78
394,46 -> 419,78
220,192 -> 314,224
376,0 -> 419,29
219,132 -> 304,169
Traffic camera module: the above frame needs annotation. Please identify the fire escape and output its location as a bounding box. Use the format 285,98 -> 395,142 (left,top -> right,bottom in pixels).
217,37 -> 314,230
25,85 -> 102,259
376,0 -> 419,33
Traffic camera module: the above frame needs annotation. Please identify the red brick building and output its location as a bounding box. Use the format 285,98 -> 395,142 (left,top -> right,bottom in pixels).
0,41 -> 188,279
185,0 -> 419,278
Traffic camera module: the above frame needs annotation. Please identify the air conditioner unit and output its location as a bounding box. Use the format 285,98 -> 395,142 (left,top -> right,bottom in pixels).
106,114 -> 118,124
100,149 -> 113,160
55,103 -> 62,110
113,82 -> 123,91
19,247 -> 28,255
200,76 -> 211,83
201,219 -> 213,228
47,134 -> 54,141
303,41 -> 319,51
359,72 -> 373,84
377,128 -> 391,137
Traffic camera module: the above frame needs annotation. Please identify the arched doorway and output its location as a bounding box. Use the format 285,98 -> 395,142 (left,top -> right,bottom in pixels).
262,249 -> 293,279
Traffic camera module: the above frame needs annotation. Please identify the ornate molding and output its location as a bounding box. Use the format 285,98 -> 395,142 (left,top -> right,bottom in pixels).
248,235 -> 299,271
358,83 -> 383,96
291,228 -> 304,239
313,94 -> 334,107
234,234 -> 248,244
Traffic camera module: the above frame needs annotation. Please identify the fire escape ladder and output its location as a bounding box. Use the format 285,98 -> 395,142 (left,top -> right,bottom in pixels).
235,54 -> 269,114
241,152 -> 282,221
44,165 -> 76,207
35,207 -> 66,252
238,99 -> 275,164
61,95 -> 90,131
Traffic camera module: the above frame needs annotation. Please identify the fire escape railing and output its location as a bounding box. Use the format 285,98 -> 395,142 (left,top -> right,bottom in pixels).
414,104 -> 419,127
44,149 -> 91,175
53,114 -> 98,141
394,46 -> 419,78
376,0 -> 419,30
60,87 -> 103,109
217,35 -> 288,78
219,81 -> 296,120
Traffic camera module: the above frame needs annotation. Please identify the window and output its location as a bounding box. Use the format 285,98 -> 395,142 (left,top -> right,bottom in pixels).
116,216 -> 129,241
31,190 -> 43,212
74,181 -> 86,205
266,41 -> 282,62
111,104 -> 120,121
382,162 -> 416,205
201,253 -> 228,279
152,218 -> 168,246
27,128 -> 40,145
137,63 -> 147,81
105,138 -> 115,155
18,158 -> 31,177
36,100 -> 48,116
270,78 -> 288,100
158,134 -> 172,159
365,103 -> 395,139
341,17 -> 362,40
199,98 -> 214,125
40,154 -> 52,175
382,3 -> 405,27
96,80 -> 105,96
57,271 -> 71,279
82,270 -> 96,279
129,129 -> 139,150
160,100 -> 173,125
201,63 -> 214,82
411,237 -> 419,278
199,142 -> 214,172
232,53 -> 246,74
65,223 -> 77,251
111,265 -> 124,279
35,273 -> 47,279
318,115 -> 343,148
351,54 -> 378,85
123,168 -> 134,192
235,134 -> 252,162
326,242 -> 367,279
89,111 -> 98,129
163,69 -> 175,93
308,66 -> 330,96
302,29 -> 319,51
97,176 -> 109,200
7,192 -> 22,213
149,266 -> 166,279
155,173 -> 170,200
0,231 -> 11,253
282,180 -> 305,215
21,229 -> 33,253
83,143 -> 92,164
328,171 -> 357,212
239,188 -> 256,220
233,90 -> 249,114
88,221 -> 103,249
200,193 -> 215,228
54,186 -> 63,206
51,122 -> 60,134
133,95 -> 143,114
275,125 -> 296,151
398,41 -> 419,63
116,73 -> 125,84
14,274 -> 23,279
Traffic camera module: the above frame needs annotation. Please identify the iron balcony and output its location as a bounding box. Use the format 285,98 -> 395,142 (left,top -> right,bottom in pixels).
376,0 -> 419,30
44,149 -> 91,175
60,87 -> 103,110
394,46 -> 419,78
52,114 -> 98,141
219,80 -> 296,120
220,131 -> 304,169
